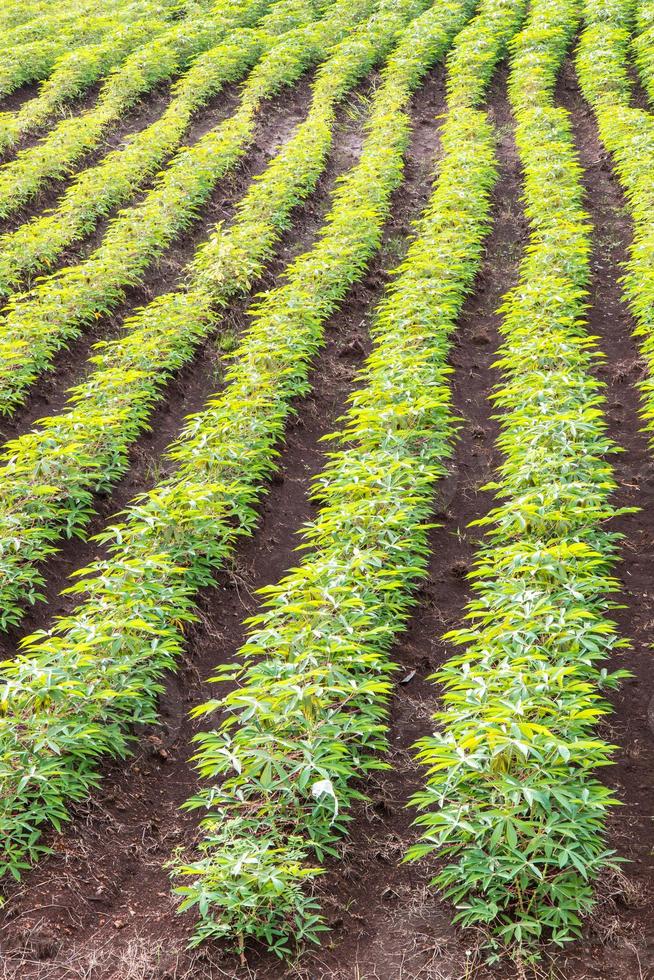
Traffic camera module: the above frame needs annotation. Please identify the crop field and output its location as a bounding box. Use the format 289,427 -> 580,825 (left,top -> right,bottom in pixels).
3,0 -> 654,977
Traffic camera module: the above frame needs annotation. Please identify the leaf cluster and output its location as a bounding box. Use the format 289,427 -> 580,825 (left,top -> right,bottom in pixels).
0,2 -> 237,220
632,0 -> 654,96
0,0 -> 69,32
0,0 -> 378,417
577,1 -> 654,463
0,0 -> 161,97
409,0 -> 629,959
0,0 -> 308,294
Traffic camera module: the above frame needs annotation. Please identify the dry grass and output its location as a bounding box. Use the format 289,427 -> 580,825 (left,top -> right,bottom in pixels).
0,932 -> 229,980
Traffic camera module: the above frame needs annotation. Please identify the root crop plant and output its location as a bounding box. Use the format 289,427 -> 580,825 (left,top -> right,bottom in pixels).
0,0 -> 379,416
408,0 -> 630,960
0,0 -> 443,630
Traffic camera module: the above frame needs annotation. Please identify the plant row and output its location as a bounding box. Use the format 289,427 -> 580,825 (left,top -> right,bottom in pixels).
0,0 -> 329,298
0,0 -> 252,218
169,0 -> 524,954
631,0 -> 653,101
0,0 -> 432,629
0,0 -> 462,898
0,0 -> 67,31
577,0 -> 654,462
0,0 -> 379,418
410,0 -> 629,959
0,0 -> 172,98
0,15 -> 172,155
2,0 -> 144,47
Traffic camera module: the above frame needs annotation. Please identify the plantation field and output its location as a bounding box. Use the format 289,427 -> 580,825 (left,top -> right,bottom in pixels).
1,0 -> 654,977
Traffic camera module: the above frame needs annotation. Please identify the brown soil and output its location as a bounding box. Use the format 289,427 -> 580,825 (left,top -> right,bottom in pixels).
0,79 -> 107,164
0,81 -> 44,116
1,43 -> 654,980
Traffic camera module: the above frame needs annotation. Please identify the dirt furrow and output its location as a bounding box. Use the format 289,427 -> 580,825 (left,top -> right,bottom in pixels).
0,82 -> 43,116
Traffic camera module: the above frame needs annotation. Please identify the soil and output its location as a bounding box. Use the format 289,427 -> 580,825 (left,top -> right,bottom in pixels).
0,82 -> 43,116
1,39 -> 654,980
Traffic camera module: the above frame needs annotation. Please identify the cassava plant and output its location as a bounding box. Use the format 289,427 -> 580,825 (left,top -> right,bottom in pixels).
0,0 -> 438,629
0,0 -> 272,217
577,0 -> 654,461
0,0 -> 323,295
409,0 -> 630,959
0,0 -> 375,416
